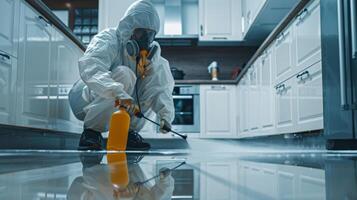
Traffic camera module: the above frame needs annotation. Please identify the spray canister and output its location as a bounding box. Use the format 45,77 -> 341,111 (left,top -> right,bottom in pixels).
107,100 -> 130,151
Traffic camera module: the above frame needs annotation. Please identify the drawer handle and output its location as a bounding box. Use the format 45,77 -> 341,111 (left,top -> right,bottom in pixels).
212,37 -> 228,40
296,8 -> 309,24
200,25 -> 203,36
337,0 -> 349,110
38,16 -> 51,26
211,85 -> 226,90
296,70 -> 310,80
350,0 -> 357,59
0,52 -> 10,60
275,84 -> 286,93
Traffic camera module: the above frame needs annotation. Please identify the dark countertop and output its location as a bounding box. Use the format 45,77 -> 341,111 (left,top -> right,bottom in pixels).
25,0 -> 86,52
175,80 -> 237,85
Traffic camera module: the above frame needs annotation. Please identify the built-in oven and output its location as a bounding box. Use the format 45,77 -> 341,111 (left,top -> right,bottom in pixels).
171,85 -> 200,133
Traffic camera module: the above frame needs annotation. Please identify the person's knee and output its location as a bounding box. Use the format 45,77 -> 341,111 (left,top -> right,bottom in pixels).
111,66 -> 137,95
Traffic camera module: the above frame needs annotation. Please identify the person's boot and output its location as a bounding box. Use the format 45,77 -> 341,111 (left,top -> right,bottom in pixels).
126,130 -> 151,151
78,129 -> 104,150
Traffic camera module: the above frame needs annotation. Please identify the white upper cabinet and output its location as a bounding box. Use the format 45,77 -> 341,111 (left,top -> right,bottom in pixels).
0,0 -> 19,57
200,85 -> 237,138
293,0 -> 321,73
199,0 -> 242,41
16,1 -> 53,129
241,0 -> 266,36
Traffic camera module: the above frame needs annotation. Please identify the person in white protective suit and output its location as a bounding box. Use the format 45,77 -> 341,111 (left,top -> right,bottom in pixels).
67,154 -> 175,200
68,0 -> 175,150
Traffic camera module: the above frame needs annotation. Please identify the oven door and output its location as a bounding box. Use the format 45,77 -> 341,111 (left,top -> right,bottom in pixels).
172,95 -> 200,133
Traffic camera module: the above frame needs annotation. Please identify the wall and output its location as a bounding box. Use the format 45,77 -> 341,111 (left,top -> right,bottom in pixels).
161,46 -> 258,80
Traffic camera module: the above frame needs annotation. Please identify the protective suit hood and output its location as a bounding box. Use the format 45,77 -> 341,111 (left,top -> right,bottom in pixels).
117,0 -> 160,42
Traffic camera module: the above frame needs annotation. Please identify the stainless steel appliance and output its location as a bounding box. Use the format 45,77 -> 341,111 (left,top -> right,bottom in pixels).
321,0 -> 357,149
171,85 -> 200,133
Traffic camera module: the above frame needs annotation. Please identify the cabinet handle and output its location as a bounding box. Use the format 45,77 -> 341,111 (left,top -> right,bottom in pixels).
296,8 -> 309,24
275,84 -> 285,92
351,0 -> 357,59
337,0 -> 349,110
0,52 -> 10,60
38,16 -> 51,26
211,85 -> 226,90
296,70 -> 310,80
212,37 -> 228,40
200,25 -> 203,36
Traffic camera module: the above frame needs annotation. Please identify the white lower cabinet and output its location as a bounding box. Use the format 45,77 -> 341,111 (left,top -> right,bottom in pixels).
200,85 -> 237,138
200,161 -> 238,200
0,55 -> 17,125
259,48 -> 275,134
16,2 -> 53,129
52,28 -> 83,133
295,61 -> 323,132
275,77 -> 296,134
248,63 -> 260,132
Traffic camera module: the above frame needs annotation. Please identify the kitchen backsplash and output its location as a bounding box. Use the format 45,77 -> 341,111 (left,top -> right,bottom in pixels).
161,46 -> 258,80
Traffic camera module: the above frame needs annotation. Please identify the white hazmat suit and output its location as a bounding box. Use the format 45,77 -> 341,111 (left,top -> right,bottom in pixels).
69,0 -> 175,133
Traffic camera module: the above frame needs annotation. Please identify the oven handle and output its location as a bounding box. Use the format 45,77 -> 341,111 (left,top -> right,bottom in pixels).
173,95 -> 193,99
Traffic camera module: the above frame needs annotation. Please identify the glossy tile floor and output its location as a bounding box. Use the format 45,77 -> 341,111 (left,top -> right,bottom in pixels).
1,139 -> 357,200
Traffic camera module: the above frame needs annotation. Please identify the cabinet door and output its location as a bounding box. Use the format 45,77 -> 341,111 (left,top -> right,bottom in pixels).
52,28 -> 83,132
200,85 -> 236,138
260,49 -> 275,132
275,77 -> 296,133
294,0 -> 321,72
295,61 -> 323,132
16,3 -> 52,128
242,0 -> 266,35
239,77 -> 249,135
200,162 -> 238,200
0,0 -> 19,57
248,63 -> 260,132
0,54 -> 16,124
199,0 -> 242,41
274,27 -> 294,83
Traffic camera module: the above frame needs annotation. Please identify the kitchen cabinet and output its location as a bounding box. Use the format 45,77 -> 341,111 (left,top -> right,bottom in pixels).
293,0 -> 321,75
0,0 -> 20,58
51,28 -> 84,133
275,77 -> 296,134
16,1 -> 54,129
238,76 -> 249,136
0,55 -> 17,125
274,26 -> 294,83
200,85 -> 237,138
247,61 -> 260,132
199,0 -> 242,41
242,0 -> 266,36
200,161 -> 238,200
295,61 -> 323,132
259,47 -> 275,134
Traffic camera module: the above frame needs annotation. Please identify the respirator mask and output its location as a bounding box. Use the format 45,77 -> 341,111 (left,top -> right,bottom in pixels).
126,28 -> 158,78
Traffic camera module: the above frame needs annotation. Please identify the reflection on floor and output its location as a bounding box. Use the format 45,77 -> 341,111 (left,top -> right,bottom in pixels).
0,139 -> 357,200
